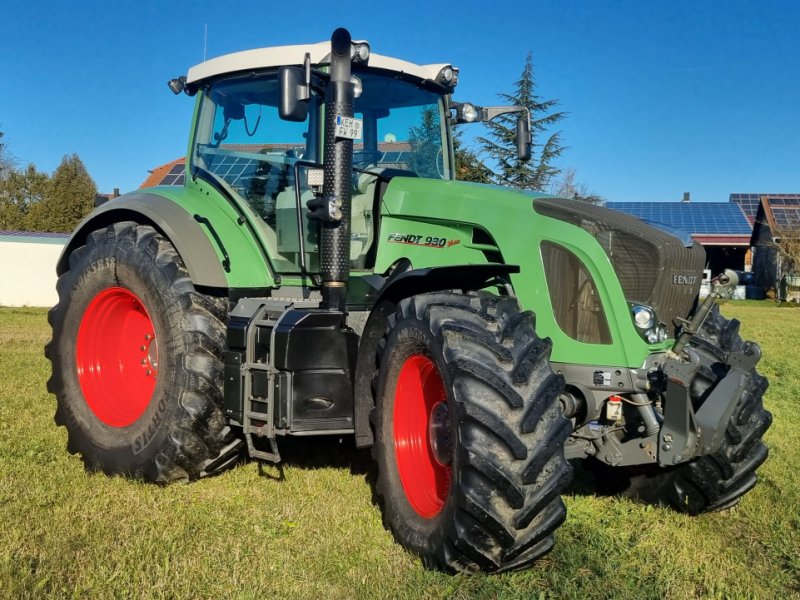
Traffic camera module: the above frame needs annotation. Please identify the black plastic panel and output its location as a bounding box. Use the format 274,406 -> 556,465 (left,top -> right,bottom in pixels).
535,197 -> 706,335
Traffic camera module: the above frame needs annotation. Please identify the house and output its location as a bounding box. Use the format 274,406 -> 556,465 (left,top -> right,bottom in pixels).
748,194 -> 800,297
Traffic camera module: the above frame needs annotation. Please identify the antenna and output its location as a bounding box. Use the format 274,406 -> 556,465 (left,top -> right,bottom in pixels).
203,23 -> 208,61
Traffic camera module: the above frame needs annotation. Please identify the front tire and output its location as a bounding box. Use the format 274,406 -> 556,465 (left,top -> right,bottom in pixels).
372,292 -> 573,573
46,222 -> 242,482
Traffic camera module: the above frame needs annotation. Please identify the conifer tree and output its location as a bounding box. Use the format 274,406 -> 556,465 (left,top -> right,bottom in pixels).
480,53 -> 566,190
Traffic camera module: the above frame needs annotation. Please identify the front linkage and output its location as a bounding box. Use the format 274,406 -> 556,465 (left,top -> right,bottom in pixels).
566,271 -> 771,512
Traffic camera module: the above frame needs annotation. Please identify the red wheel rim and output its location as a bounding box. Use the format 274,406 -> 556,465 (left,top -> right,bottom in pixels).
76,287 -> 158,427
394,354 -> 451,518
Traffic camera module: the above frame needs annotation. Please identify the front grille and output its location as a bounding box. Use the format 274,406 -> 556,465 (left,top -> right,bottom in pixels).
534,198 -> 706,336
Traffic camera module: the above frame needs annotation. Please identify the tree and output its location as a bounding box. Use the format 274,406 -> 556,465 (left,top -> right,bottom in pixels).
0,129 -> 16,179
0,164 -> 49,230
407,107 -> 442,179
549,167 -> 604,205
452,128 -> 493,184
772,224 -> 800,278
27,154 -> 96,233
480,53 -> 566,191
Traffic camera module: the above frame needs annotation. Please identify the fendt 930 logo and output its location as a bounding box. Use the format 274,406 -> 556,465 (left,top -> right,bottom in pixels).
387,233 -> 460,248
673,274 -> 698,285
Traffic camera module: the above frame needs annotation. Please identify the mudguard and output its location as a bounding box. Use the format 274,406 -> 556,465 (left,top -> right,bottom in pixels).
57,192 -> 229,288
353,263 -> 520,448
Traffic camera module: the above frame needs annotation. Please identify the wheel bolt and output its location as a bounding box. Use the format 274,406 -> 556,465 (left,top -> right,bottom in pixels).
145,334 -> 152,341
141,358 -> 147,365
140,345 -> 146,351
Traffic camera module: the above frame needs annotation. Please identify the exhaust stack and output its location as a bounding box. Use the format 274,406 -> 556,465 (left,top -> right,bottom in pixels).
319,28 -> 355,312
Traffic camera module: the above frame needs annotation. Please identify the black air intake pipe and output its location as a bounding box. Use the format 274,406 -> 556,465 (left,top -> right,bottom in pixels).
320,28 -> 354,311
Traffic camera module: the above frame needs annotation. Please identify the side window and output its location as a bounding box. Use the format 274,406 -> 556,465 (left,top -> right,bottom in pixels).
541,241 -> 612,344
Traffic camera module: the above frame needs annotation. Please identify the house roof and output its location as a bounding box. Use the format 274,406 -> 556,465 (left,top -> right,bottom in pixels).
0,230 -> 70,243
730,193 -> 800,225
607,201 -> 753,245
750,195 -> 800,242
140,158 -> 185,189
140,143 -> 416,189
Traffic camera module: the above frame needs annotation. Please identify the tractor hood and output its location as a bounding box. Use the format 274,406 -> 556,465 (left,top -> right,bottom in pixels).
379,177 -> 706,367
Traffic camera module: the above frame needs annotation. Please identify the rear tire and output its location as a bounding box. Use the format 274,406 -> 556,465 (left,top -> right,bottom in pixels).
372,291 -> 572,573
46,222 -> 242,482
590,305 -> 771,514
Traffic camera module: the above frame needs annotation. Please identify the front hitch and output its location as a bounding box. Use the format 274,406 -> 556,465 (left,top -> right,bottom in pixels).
658,297 -> 763,467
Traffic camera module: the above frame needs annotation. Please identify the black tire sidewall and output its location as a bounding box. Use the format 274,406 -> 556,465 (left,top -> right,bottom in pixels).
374,315 -> 460,557
52,229 -> 191,474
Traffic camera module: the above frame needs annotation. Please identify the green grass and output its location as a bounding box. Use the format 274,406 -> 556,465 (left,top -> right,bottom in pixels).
0,305 -> 798,599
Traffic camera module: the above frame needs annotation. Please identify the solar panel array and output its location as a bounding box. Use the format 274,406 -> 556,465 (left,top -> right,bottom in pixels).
160,162 -> 185,186
769,197 -> 800,229
606,202 -> 753,235
729,193 -> 761,223
204,155 -> 260,187
730,193 -> 800,229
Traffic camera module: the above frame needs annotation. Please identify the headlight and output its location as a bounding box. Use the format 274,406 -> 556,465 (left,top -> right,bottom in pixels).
631,305 -> 655,329
460,103 -> 479,122
351,75 -> 362,98
630,303 -> 667,344
350,42 -> 370,63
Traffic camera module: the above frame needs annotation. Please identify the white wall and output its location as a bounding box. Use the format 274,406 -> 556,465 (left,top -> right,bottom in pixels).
0,238 -> 66,307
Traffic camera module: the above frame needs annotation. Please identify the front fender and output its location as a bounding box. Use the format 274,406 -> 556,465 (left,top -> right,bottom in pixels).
353,262 -> 519,448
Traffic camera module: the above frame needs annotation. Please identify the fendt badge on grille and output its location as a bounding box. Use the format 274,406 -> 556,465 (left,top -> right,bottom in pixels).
673,274 -> 698,285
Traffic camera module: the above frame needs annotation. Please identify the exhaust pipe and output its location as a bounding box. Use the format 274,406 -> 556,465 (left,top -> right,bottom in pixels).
319,28 -> 354,312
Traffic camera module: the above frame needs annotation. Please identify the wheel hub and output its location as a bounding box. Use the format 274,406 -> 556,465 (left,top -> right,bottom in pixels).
393,354 -> 452,518
76,287 -> 158,427
428,401 -> 452,467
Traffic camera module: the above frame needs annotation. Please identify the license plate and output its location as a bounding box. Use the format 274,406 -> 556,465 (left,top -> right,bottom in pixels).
334,115 -> 363,140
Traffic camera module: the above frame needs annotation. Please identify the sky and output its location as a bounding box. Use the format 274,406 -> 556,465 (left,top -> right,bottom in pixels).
1,0 -> 798,202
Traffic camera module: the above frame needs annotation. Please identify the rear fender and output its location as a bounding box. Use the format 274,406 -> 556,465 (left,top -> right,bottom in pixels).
58,192 -> 229,288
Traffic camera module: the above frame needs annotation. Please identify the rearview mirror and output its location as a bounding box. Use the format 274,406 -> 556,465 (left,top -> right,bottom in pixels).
279,66 -> 310,122
517,114 -> 532,162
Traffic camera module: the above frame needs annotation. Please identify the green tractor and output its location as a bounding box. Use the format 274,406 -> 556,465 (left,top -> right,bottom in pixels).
47,29 -> 771,573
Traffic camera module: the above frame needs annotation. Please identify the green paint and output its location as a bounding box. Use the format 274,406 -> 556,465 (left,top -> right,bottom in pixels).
143,184 -> 274,289
378,178 -> 656,367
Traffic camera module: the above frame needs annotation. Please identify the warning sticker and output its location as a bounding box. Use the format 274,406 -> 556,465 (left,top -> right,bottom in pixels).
593,370 -> 612,387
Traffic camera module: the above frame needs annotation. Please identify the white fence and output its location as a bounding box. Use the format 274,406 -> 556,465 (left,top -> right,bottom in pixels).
0,234 -> 68,307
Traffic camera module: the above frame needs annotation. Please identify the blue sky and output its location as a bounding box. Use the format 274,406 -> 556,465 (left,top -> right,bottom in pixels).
1,0 -> 797,201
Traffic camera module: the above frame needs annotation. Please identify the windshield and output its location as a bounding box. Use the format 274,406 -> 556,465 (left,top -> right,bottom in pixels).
192,70 -> 450,274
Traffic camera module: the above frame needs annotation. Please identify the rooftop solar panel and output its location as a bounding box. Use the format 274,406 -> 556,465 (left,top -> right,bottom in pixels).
606,202 -> 753,235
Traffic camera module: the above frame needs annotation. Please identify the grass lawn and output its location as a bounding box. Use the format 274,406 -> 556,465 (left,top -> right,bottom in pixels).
0,303 -> 797,599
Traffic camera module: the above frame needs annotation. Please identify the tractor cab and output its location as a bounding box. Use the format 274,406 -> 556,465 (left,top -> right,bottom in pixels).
184,44 -> 458,275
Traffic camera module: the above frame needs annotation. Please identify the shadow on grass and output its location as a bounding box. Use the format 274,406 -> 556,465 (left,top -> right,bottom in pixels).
250,438 -> 631,500
251,435 -> 372,480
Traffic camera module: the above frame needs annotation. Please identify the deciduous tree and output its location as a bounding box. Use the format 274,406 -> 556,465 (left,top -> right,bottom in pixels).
27,154 -> 96,233
0,165 -> 49,230
549,167 -> 604,205
453,128 -> 492,184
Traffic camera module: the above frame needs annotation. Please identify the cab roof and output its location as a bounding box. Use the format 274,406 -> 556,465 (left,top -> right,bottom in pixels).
186,40 -> 452,86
